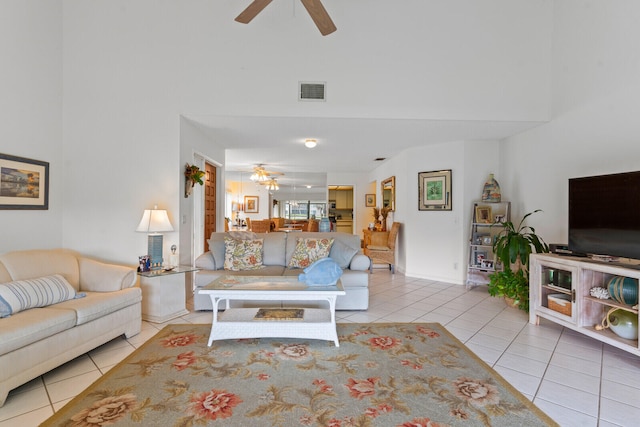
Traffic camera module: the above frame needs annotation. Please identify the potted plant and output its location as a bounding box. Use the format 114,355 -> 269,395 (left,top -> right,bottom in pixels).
184,164 -> 205,197
488,209 -> 549,311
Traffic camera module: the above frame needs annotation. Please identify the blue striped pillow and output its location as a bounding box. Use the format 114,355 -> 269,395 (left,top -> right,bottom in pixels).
0,275 -> 76,318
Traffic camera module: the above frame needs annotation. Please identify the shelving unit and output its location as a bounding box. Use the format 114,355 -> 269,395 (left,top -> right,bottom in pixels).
530,253 -> 640,357
466,201 -> 511,286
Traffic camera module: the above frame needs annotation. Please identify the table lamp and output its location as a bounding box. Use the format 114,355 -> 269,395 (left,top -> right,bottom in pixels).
136,205 -> 174,268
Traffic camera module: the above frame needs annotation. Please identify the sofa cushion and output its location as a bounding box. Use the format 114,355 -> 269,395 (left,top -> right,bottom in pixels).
0,275 -> 77,318
288,237 -> 334,269
78,258 -> 137,292
0,249 -> 80,290
329,239 -> 360,269
50,288 -> 142,325
0,306 -> 77,356
259,232 -> 287,266
224,238 -> 264,271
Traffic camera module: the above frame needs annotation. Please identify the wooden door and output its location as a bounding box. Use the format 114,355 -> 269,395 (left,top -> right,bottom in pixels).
204,162 -> 216,251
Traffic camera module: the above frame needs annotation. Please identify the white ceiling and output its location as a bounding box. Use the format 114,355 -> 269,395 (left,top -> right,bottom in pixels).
188,114 -> 544,188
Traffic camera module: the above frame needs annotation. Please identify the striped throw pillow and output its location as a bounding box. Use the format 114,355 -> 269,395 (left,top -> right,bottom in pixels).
0,275 -> 76,318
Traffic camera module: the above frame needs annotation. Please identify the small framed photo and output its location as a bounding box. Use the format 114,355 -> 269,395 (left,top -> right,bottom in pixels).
481,260 -> 494,269
418,169 -> 452,211
474,234 -> 487,245
475,251 -> 487,265
0,153 -> 49,210
365,193 -> 376,207
244,195 -> 259,213
494,214 -> 505,224
475,205 -> 492,223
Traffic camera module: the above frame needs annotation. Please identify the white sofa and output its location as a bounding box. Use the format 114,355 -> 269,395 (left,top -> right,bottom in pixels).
193,231 -> 370,311
0,249 -> 141,407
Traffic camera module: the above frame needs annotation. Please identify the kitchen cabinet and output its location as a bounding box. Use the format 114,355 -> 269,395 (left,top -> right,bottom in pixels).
335,190 -> 353,209
336,220 -> 353,233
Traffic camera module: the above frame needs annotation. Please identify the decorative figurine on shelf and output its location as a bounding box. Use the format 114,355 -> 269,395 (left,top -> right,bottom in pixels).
184,164 -> 205,198
482,173 -> 501,202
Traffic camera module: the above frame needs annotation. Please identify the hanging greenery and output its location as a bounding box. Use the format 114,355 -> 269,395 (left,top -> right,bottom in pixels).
184,164 -> 205,197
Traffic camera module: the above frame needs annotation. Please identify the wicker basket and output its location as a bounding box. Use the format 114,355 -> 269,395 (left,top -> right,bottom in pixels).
548,294 -> 571,316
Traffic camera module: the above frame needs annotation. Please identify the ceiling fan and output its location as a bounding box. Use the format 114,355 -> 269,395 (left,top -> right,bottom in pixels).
249,165 -> 284,182
235,0 -> 337,36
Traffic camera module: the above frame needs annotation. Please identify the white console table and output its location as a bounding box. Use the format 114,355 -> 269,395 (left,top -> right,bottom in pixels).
530,253 -> 640,357
199,276 -> 345,347
138,266 -> 198,323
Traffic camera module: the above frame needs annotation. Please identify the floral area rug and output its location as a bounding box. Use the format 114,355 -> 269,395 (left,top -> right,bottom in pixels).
42,323 -> 558,427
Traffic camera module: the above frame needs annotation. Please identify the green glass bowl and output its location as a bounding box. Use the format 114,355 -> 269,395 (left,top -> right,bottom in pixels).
608,309 -> 638,340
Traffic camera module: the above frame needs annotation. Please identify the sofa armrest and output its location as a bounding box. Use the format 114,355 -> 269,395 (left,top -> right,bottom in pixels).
78,258 -> 136,292
349,254 -> 371,271
195,251 -> 217,270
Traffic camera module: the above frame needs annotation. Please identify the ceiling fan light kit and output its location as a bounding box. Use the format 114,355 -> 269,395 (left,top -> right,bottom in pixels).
235,0 -> 336,36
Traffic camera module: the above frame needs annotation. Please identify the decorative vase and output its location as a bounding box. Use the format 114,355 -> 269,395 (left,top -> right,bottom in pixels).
319,217 -> 331,232
607,308 -> 638,340
607,276 -> 639,305
482,174 -> 501,202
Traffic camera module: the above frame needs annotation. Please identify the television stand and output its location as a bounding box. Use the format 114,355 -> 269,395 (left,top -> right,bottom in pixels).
530,253 -> 640,357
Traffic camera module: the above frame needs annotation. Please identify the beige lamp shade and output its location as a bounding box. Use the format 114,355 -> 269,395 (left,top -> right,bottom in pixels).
136,207 -> 174,233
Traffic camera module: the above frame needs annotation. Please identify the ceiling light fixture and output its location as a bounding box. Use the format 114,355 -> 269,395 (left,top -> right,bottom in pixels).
250,165 -> 269,182
265,178 -> 279,191
304,139 -> 317,148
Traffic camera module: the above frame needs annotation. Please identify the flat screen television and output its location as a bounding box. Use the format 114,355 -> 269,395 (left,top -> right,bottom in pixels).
569,171 -> 640,260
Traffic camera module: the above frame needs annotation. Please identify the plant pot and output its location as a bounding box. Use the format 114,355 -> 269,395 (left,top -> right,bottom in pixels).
504,297 -> 518,308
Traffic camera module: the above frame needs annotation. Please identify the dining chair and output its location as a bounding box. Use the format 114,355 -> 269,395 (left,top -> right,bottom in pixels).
364,222 -> 400,273
251,219 -> 271,233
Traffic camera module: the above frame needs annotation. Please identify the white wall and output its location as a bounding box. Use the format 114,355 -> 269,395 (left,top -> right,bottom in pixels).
500,0 -> 640,249
377,141 -> 500,284
3,1 -> 553,268
0,0 -> 63,253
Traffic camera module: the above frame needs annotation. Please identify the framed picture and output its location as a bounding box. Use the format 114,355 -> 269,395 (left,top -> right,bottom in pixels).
244,195 -> 259,213
474,251 -> 487,266
418,169 -> 452,211
0,153 -> 49,210
365,193 -> 376,207
475,206 -> 492,223
481,259 -> 494,269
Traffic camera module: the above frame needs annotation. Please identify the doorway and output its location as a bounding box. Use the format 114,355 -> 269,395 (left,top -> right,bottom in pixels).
203,162 -> 216,250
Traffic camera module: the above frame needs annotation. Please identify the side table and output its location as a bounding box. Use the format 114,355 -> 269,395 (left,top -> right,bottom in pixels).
138,266 -> 198,323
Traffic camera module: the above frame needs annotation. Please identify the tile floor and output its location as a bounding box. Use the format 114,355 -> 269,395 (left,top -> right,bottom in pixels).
2,270 -> 640,426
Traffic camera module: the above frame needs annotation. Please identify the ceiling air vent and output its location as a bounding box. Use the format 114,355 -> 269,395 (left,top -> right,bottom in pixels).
299,82 -> 326,101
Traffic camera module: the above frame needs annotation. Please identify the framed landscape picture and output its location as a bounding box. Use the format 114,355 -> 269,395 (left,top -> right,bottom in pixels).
0,153 -> 49,210
365,193 -> 376,207
418,169 -> 451,211
244,195 -> 259,213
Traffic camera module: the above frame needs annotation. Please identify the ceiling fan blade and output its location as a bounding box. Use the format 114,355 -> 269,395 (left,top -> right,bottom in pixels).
235,0 -> 273,24
300,0 -> 337,36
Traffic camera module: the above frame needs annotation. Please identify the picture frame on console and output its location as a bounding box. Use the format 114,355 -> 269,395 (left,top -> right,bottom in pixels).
244,195 -> 259,213
0,153 -> 49,210
418,169 -> 452,211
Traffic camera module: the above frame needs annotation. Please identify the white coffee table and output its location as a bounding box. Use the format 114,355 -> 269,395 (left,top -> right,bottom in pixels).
199,276 -> 346,346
